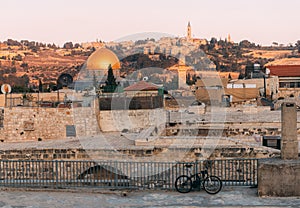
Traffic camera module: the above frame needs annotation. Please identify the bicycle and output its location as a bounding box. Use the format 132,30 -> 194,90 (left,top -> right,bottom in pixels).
175,162 -> 222,194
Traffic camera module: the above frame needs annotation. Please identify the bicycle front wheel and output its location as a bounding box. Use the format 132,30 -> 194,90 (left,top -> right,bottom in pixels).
203,176 -> 222,194
175,175 -> 192,193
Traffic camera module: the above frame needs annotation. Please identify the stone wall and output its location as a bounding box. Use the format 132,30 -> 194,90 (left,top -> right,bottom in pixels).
0,146 -> 276,161
168,107 -> 300,137
278,88 -> 300,99
0,106 -> 99,142
99,109 -> 166,132
258,158 -> 300,197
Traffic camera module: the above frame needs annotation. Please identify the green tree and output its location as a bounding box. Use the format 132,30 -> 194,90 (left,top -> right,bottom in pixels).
186,73 -> 193,85
63,42 -> 73,49
103,64 -> 118,92
38,79 -> 43,92
296,40 -> 300,53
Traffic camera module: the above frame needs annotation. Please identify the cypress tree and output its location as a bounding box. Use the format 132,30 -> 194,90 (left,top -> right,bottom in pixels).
104,64 -> 118,92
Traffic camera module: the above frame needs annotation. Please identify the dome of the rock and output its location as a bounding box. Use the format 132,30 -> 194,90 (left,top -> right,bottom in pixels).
86,48 -> 120,70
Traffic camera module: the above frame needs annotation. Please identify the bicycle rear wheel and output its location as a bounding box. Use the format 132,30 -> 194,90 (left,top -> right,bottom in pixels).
203,176 -> 222,194
175,175 -> 192,193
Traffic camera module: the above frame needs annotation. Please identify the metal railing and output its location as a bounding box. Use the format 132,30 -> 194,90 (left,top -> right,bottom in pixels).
0,159 -> 258,190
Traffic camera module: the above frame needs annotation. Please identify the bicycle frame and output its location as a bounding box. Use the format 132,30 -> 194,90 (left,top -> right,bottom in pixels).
184,166 -> 209,189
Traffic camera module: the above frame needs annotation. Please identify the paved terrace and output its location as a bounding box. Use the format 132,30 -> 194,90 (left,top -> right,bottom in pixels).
0,187 -> 299,207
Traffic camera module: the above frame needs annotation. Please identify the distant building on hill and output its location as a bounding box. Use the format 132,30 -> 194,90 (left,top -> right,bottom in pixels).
81,41 -> 105,49
185,22 -> 207,45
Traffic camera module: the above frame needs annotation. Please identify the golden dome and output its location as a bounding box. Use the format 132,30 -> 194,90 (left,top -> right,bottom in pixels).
86,48 -> 120,70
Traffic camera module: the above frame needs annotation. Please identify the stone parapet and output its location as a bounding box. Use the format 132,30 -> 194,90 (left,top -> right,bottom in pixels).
258,158 -> 300,197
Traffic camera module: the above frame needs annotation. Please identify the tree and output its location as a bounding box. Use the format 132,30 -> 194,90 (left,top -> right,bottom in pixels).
103,64 -> 118,92
296,40 -> 300,53
12,54 -> 22,61
209,37 -> 218,50
106,64 -> 117,86
210,37 -> 218,46
74,43 -> 81,48
38,79 -> 43,92
63,42 -> 73,49
186,73 -> 191,82
239,40 -> 256,48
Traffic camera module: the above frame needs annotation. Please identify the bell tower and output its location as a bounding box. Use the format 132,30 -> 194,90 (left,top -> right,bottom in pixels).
187,21 -> 192,41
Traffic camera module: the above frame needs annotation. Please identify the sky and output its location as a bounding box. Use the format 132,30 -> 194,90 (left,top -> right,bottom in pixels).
1,0 -> 300,46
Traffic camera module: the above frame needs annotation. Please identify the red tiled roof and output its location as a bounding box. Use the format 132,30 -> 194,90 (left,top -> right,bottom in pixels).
124,81 -> 159,91
267,65 -> 300,77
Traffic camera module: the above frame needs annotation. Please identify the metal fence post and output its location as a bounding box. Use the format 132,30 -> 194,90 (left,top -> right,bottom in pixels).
195,160 -> 198,177
115,161 -> 118,188
55,160 -> 58,189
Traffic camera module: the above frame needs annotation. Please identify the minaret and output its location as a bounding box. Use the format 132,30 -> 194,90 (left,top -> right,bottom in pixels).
228,34 -> 232,43
187,21 -> 192,41
178,53 -> 187,89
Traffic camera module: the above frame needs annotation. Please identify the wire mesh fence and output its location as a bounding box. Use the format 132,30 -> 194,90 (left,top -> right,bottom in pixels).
0,159 -> 258,190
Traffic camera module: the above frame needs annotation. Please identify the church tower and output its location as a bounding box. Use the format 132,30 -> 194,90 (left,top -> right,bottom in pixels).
187,21 -> 192,41
228,34 -> 232,43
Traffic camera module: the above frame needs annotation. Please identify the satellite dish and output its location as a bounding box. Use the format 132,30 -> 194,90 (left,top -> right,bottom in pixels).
1,84 -> 12,94
57,73 -> 73,89
142,76 -> 149,81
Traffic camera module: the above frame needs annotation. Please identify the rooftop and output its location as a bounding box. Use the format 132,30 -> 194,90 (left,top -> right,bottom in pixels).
124,81 -> 160,91
267,65 -> 300,77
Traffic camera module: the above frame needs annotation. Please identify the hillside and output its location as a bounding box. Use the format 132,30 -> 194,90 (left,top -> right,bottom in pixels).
0,38 -> 299,92
0,42 -> 93,91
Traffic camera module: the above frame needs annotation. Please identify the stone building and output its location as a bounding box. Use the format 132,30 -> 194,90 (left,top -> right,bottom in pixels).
195,75 -> 279,104
266,59 -> 300,98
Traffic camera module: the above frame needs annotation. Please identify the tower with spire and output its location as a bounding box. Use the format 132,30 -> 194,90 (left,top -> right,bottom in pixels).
187,21 -> 192,41
227,34 -> 232,43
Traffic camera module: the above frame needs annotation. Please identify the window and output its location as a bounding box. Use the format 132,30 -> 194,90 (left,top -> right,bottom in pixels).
66,125 -> 76,137
279,82 -> 289,88
290,82 -> 295,88
279,80 -> 300,88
